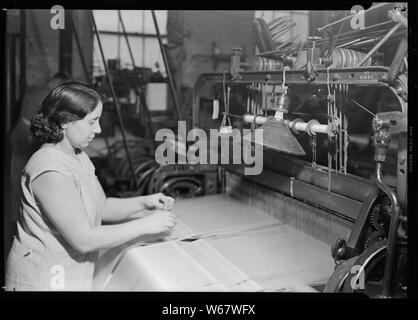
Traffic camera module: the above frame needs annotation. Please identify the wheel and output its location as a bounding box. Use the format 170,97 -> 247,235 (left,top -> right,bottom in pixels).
159,177 -> 203,199
323,256 -> 359,292
135,166 -> 158,195
342,240 -> 407,298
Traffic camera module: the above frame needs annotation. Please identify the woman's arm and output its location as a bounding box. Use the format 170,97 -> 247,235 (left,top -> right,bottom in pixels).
32,172 -> 177,253
90,165 -> 174,223
101,194 -> 175,223
100,197 -> 147,222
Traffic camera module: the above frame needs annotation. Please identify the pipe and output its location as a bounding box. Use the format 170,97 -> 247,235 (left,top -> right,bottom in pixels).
59,10 -> 73,75
19,9 -> 26,99
243,113 -> 331,135
243,113 -> 268,125
375,162 -> 401,297
151,10 -> 182,121
69,13 -> 91,84
288,119 -> 330,135
313,20 -> 397,47
337,36 -> 368,48
267,16 -> 291,29
91,11 -> 139,189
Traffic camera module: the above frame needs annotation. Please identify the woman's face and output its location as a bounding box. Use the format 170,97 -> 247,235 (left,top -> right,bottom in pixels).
64,101 -> 103,149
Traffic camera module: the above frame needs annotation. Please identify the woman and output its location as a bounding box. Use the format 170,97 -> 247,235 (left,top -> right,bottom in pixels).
6,72 -> 70,259
5,82 -> 177,291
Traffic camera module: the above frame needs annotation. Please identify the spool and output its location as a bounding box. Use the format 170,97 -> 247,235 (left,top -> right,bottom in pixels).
250,56 -> 283,71
330,48 -> 372,68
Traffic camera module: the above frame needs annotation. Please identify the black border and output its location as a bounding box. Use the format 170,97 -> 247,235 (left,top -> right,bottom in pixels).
1,0 -> 417,312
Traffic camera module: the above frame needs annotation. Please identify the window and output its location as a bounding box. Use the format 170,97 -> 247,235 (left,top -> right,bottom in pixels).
92,10 -> 168,111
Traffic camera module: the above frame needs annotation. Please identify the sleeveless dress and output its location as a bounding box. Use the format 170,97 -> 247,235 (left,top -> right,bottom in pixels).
5,146 -> 106,291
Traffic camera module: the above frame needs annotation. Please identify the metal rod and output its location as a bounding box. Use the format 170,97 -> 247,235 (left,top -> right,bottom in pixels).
271,21 -> 294,35
351,99 -> 376,117
317,3 -> 390,32
72,12 -> 117,165
117,10 -> 156,152
323,28 -> 404,47
97,29 -> 168,39
19,9 -> 26,99
69,13 -> 91,84
245,85 -> 250,114
376,162 -> 401,297
142,11 -> 146,66
333,87 -> 338,171
117,11 -> 136,67
267,15 -> 291,28
272,23 -> 297,41
269,19 -> 289,31
276,35 -> 298,50
333,20 -> 394,37
312,134 -> 317,166
337,36 -> 368,48
348,37 -> 383,47
151,10 -> 182,121
327,80 -> 333,191
314,20 -> 396,46
328,153 -> 332,191
91,11 -> 139,189
7,35 -> 16,133
222,112 -> 242,119
358,23 -> 402,66
339,86 -> 343,172
344,84 -> 348,174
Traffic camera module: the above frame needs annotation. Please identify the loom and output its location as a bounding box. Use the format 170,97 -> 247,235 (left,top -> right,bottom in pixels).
93,10 -> 407,296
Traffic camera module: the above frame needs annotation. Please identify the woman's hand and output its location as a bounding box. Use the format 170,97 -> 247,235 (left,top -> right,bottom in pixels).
141,210 -> 177,234
143,193 -> 175,211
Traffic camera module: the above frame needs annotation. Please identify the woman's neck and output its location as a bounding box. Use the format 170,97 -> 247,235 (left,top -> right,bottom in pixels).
45,139 -> 80,156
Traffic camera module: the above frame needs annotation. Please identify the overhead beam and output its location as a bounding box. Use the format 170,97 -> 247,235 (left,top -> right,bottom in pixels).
98,30 -> 167,38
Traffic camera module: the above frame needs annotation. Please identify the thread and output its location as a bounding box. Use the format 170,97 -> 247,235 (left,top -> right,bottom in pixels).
250,56 -> 283,71
330,48 -> 372,68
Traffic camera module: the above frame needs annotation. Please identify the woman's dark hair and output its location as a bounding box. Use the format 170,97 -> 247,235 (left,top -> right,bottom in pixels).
30,81 -> 101,143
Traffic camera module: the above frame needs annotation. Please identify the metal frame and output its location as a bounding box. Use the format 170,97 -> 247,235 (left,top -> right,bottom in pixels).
192,67 -> 408,291
92,11 -> 139,188
98,30 -> 168,39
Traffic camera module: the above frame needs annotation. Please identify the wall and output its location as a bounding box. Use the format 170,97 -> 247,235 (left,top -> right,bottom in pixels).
25,10 -> 60,86
71,10 -> 94,82
25,9 -> 93,86
168,11 -> 254,88
167,11 -> 255,121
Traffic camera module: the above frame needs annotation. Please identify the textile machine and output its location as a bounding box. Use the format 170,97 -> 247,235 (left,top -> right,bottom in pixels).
93,8 -> 408,297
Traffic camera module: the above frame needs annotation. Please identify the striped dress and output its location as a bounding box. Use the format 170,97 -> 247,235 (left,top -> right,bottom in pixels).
5,146 -> 106,291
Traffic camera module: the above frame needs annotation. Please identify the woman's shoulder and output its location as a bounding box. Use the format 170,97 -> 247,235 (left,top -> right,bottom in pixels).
77,150 -> 96,176
24,147 -> 76,179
